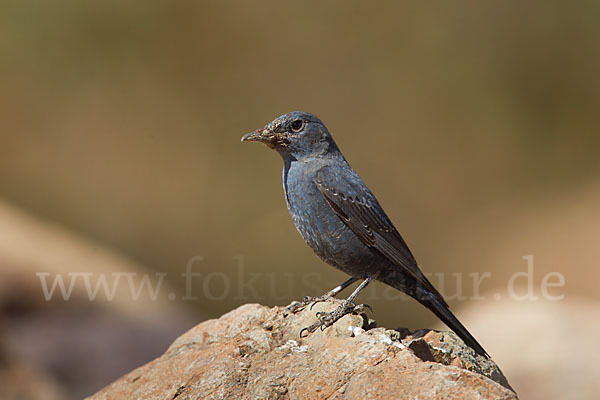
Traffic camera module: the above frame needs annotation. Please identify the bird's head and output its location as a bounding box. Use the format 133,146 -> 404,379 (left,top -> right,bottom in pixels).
241,111 -> 337,160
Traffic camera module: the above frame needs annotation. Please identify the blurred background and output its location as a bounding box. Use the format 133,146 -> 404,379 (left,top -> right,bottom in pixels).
1,1 -> 599,399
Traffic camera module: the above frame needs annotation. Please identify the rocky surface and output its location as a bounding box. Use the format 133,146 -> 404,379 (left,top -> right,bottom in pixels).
89,300 -> 517,400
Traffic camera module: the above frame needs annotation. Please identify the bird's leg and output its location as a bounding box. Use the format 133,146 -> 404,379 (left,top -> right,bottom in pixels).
284,277 -> 358,315
300,277 -> 372,337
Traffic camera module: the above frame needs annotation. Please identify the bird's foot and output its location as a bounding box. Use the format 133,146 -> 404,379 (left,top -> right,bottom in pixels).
284,295 -> 332,316
299,301 -> 372,337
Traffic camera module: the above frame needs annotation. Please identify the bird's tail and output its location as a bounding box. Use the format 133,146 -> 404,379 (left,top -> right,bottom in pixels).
415,286 -> 489,358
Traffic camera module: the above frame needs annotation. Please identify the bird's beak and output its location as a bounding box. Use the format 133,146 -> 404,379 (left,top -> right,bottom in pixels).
241,128 -> 269,143
241,127 -> 286,149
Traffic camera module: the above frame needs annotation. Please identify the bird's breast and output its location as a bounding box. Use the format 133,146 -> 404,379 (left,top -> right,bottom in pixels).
282,161 -> 385,276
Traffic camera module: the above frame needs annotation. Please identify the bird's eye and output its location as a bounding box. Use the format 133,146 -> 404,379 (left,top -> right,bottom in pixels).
290,119 -> 304,132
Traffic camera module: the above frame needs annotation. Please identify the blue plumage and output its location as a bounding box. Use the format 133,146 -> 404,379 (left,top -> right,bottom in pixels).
242,111 -> 489,357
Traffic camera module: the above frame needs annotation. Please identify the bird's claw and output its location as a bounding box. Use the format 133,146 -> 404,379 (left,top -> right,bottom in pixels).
299,301 -> 372,338
299,326 -> 312,338
353,303 -> 373,313
284,301 -> 304,316
284,296 -> 311,315
285,295 -> 331,316
309,298 -> 328,310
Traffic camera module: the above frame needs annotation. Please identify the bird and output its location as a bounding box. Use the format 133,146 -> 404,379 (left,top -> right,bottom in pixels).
241,111 -> 489,358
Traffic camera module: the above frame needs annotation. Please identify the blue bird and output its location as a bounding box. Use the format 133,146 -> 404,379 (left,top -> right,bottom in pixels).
242,111 -> 489,358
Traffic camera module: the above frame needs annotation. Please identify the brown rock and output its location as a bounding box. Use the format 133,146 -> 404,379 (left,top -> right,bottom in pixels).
0,200 -> 197,399
89,300 -> 517,400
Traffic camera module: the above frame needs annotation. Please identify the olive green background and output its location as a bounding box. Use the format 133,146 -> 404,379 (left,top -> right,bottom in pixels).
1,2 -> 599,397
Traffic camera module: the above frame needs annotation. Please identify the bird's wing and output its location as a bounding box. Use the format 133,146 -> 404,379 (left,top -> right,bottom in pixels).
315,165 -> 442,298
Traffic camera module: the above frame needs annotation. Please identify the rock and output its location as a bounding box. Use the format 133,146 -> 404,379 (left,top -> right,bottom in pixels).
0,200 -> 198,399
89,299 -> 517,400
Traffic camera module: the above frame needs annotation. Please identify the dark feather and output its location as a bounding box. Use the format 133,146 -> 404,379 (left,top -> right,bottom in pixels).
315,165 -> 447,306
